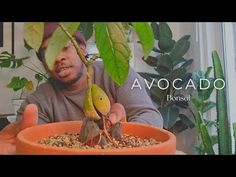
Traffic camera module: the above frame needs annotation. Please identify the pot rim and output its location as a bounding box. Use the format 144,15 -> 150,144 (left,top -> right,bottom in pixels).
16,121 -> 176,154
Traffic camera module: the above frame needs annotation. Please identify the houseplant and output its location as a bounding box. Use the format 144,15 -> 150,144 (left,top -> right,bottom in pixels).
0,50 -> 48,114
15,22 -> 176,154
139,22 -> 194,133
191,50 -> 236,155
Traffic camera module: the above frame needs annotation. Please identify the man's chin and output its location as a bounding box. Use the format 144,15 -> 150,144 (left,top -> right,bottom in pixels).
49,76 -> 80,90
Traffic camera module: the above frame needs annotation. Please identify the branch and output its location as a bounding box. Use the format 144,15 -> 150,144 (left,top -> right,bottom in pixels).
58,23 -> 88,66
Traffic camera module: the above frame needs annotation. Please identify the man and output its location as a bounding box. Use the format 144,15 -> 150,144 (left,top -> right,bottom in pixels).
0,22 -> 163,154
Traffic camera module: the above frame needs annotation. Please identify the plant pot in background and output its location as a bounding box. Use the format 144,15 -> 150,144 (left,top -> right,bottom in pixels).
12,99 -> 25,115
16,121 -> 176,155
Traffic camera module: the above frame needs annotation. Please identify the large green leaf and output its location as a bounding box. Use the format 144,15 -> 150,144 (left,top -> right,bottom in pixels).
24,22 -> 44,52
94,22 -> 131,85
143,56 -> 157,66
155,54 -> 173,76
158,37 -> 175,53
160,106 -> 179,129
179,114 -> 195,128
6,76 -> 28,91
200,123 -> 215,155
131,22 -> 154,58
170,35 -> 190,61
157,54 -> 173,70
212,51 -> 231,154
151,22 -> 159,40
45,22 -> 80,70
78,22 -> 94,41
166,68 -> 186,82
158,22 -> 172,39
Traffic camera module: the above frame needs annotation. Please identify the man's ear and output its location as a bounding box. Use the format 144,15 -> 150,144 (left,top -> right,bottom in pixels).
79,45 -> 87,57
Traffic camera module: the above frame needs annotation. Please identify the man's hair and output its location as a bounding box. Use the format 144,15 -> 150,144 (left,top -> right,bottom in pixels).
36,22 -> 86,62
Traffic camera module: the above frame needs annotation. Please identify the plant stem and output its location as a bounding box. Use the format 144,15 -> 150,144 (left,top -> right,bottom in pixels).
20,88 -> 24,99
23,64 -> 48,79
58,23 -> 88,67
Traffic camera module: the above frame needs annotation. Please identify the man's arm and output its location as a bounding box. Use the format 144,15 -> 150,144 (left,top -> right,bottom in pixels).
16,96 -> 50,124
115,68 -> 163,128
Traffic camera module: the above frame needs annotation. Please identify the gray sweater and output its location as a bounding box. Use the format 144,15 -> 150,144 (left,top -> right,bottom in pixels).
17,61 -> 163,127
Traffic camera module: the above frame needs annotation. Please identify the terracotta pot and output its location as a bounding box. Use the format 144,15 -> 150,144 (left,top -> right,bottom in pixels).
16,121 -> 176,155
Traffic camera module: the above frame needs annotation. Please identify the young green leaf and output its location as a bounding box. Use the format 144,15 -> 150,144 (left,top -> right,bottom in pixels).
131,22 -> 154,59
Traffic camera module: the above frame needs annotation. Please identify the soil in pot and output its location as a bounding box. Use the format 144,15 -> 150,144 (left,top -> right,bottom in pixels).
38,132 -> 161,150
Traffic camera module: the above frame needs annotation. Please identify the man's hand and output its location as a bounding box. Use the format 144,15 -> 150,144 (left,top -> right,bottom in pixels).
0,104 -> 38,154
108,103 -> 126,125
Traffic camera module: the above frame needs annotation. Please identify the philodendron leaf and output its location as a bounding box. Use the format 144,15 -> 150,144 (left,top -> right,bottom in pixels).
45,22 -> 80,70
24,22 -> 44,52
131,22 -> 154,59
94,22 -> 131,85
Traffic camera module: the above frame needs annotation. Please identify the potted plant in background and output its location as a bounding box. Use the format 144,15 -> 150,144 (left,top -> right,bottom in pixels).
191,51 -> 236,155
139,22 -> 195,133
0,50 -> 48,115
15,22 -> 177,154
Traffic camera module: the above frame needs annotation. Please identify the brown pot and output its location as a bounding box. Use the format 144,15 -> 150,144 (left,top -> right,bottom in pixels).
16,121 -> 176,155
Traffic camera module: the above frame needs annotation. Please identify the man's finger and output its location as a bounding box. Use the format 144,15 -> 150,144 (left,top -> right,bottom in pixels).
21,104 -> 38,130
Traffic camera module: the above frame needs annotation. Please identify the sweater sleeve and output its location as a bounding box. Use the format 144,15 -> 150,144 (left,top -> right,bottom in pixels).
115,67 -> 163,128
16,93 -> 51,124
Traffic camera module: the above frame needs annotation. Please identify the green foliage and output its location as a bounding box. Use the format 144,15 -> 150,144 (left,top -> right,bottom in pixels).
24,22 -> 154,86
131,22 -> 154,58
192,51 -> 234,155
94,22 -> 131,85
212,51 -> 232,154
6,76 -> 33,99
139,22 -> 194,132
0,51 -> 47,99
0,51 -> 29,68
